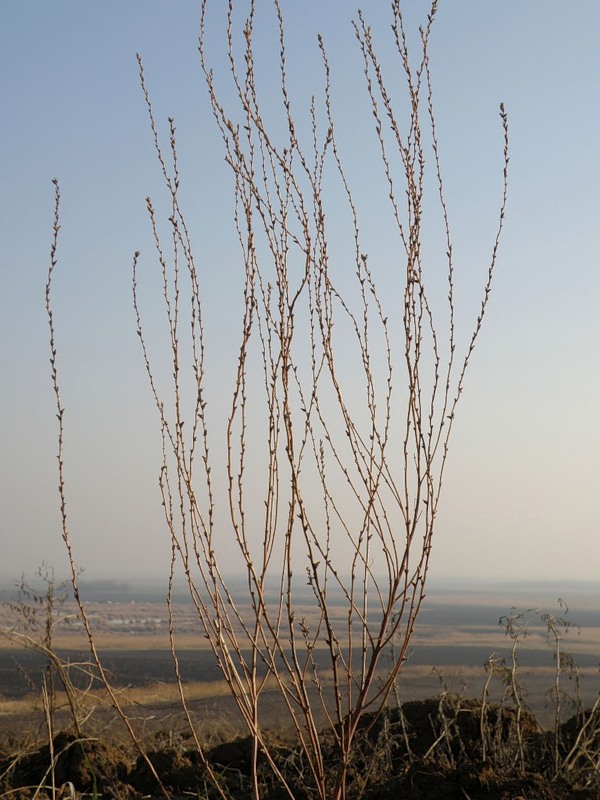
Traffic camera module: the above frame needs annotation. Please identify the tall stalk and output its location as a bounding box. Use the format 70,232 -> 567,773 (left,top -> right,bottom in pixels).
48,3 -> 509,798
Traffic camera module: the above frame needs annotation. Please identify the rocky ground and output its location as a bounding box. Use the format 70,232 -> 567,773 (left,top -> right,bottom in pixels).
1,696 -> 598,799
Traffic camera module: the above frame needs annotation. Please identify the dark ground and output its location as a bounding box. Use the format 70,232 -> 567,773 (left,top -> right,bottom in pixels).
1,696 -> 598,799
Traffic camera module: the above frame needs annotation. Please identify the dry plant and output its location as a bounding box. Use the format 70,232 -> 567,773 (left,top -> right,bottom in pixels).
0,566 -> 121,800
561,691 -> 600,783
46,2 -> 509,799
0,564 -> 95,743
540,601 -> 600,784
4,566 -> 70,723
541,599 -> 581,776
479,608 -> 548,771
478,603 -> 599,787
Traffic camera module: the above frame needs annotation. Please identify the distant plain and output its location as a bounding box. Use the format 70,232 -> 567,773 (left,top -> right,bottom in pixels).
1,578 -> 597,733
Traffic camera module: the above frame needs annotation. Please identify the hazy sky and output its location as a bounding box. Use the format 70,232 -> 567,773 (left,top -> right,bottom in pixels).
1,1 -> 599,586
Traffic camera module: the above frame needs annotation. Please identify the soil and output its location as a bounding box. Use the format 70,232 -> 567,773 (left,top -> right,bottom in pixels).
1,697 -> 598,799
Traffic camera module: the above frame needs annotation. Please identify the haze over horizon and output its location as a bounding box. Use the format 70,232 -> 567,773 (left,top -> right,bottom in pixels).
1,1 -> 599,586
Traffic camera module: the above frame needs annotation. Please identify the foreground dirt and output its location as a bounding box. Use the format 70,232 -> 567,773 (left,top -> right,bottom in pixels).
1,697 -> 598,799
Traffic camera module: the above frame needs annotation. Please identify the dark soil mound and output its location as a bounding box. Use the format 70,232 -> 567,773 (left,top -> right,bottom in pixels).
1,697 -> 598,799
0,731 -> 130,799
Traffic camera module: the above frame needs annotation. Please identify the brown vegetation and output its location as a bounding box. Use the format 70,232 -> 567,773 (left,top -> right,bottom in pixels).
33,1 -> 599,798
1,695 -> 598,799
2,586 -> 598,798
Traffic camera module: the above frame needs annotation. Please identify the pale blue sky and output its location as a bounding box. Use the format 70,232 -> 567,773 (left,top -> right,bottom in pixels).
1,1 -> 599,585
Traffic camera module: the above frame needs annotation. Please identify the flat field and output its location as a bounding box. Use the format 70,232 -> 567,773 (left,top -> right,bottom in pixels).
1,580 -> 598,734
